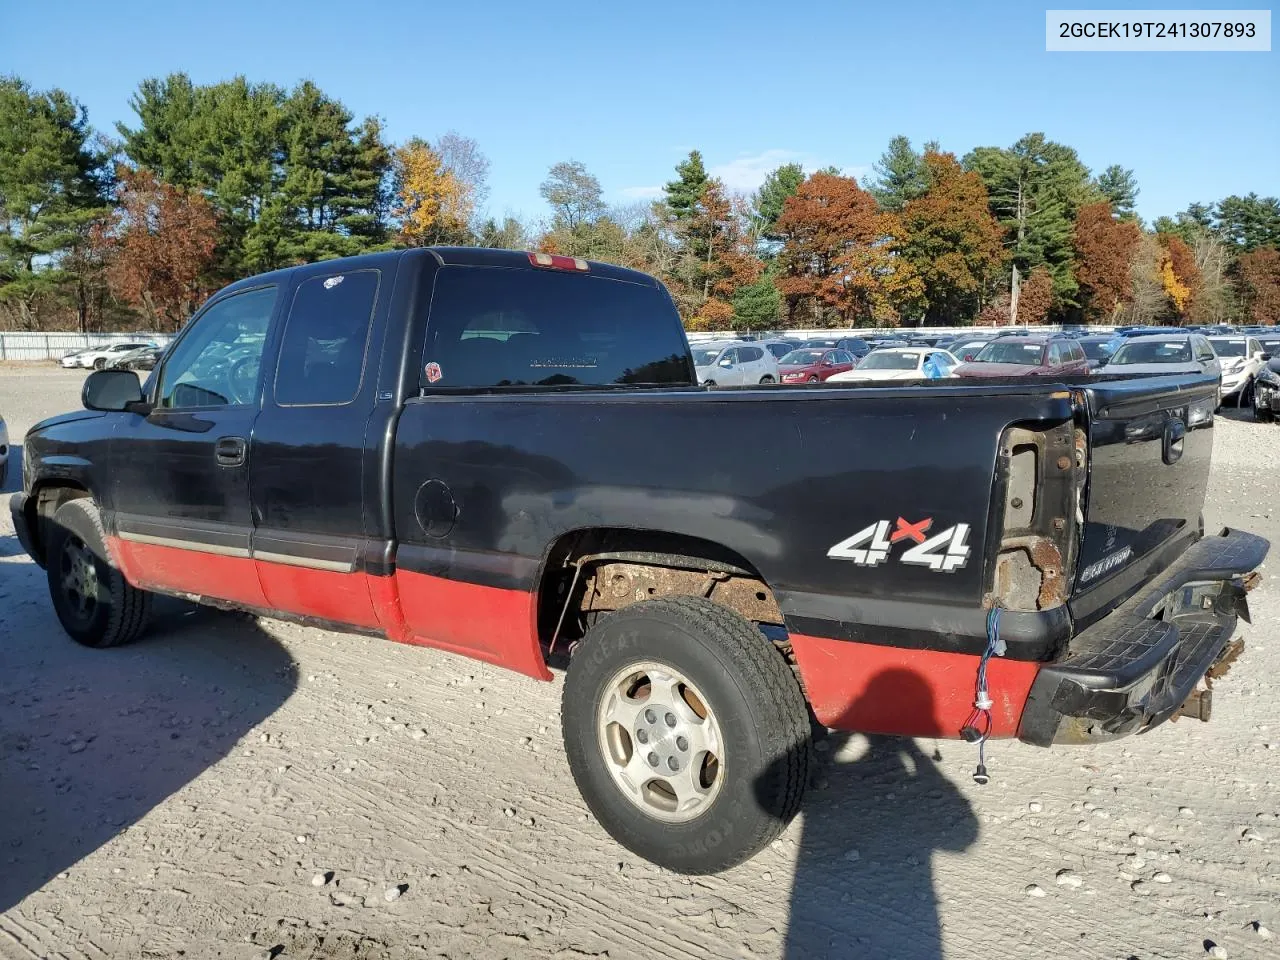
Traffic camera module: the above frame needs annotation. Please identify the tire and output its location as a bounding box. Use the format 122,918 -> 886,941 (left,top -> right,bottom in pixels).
703,380 -> 716,387
562,596 -> 810,874
92,357 -> 106,370
1253,390 -> 1274,423
46,498 -> 151,648
759,375 -> 775,384
807,375 -> 819,383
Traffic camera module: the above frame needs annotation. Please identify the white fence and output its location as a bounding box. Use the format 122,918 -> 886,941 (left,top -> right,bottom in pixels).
0,332 -> 174,362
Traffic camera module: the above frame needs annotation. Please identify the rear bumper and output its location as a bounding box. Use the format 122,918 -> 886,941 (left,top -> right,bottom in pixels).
1018,529 -> 1268,745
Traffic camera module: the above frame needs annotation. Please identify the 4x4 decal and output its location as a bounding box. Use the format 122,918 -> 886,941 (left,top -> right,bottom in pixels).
828,517 -> 972,572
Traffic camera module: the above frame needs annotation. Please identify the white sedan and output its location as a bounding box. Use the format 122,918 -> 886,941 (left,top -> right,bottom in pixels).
1208,336 -> 1267,402
827,347 -> 961,383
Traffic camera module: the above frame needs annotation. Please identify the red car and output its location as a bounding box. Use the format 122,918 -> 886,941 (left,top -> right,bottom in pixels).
777,347 -> 856,383
954,335 -> 1090,378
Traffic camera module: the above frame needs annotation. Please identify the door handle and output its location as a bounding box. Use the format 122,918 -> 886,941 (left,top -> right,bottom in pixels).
215,436 -> 247,467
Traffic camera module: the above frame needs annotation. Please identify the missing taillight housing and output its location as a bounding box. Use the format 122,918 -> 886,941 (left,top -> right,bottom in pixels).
987,421 -> 1084,612
528,251 -> 589,272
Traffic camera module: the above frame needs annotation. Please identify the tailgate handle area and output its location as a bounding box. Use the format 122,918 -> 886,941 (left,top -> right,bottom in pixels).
1162,418 -> 1186,465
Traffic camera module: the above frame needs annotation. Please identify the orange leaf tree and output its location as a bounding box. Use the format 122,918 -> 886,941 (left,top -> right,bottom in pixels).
1073,201 -> 1141,320
1157,233 -> 1200,318
94,166 -> 219,331
1237,247 -> 1280,325
898,151 -> 1006,324
775,172 -> 921,326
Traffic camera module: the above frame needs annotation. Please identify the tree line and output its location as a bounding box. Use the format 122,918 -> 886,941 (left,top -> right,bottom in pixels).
2,73 -> 1277,333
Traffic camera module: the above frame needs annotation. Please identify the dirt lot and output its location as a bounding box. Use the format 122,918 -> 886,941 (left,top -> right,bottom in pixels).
1,369 -> 1277,960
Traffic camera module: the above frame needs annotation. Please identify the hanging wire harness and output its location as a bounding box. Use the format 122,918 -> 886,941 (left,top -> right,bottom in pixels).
961,605 -> 1006,784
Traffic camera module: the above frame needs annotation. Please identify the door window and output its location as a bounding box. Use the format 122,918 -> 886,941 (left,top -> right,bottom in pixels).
739,346 -> 764,364
275,270 -> 380,406
1194,338 -> 1216,361
157,287 -> 277,409
1047,343 -> 1065,365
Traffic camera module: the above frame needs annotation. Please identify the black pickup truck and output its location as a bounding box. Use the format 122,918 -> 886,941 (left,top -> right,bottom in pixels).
11,248 -> 1268,873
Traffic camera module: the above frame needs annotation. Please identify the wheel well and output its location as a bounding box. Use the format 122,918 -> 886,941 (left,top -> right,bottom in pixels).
28,482 -> 92,563
535,528 -> 784,656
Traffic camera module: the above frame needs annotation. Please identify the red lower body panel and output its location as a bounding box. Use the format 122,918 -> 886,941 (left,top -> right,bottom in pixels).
256,563 -> 381,629
110,538 -> 270,609
395,570 -> 551,681
790,633 -> 1040,739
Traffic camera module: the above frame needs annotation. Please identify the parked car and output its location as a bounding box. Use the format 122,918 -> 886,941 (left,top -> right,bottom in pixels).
10,247 -> 1267,875
691,340 -> 778,385
760,338 -> 803,361
1207,336 -> 1267,404
776,347 -> 856,383
827,347 -> 960,382
1250,356 -> 1280,422
1076,335 -> 1118,371
1102,335 -> 1223,397
800,336 -> 872,359
955,335 -> 1090,378
64,341 -> 159,370
107,345 -> 164,372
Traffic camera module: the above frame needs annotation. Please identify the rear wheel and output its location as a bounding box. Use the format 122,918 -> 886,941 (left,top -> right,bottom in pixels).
759,375 -> 775,384
46,499 -> 151,648
562,596 -> 810,874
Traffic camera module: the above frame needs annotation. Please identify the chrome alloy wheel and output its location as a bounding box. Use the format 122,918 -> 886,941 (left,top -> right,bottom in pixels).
596,662 -> 725,823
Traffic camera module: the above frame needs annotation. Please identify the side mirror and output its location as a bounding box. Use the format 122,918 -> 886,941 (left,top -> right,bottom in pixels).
963,354 -> 976,362
719,357 -> 733,368
82,369 -> 148,413
1262,353 -> 1272,361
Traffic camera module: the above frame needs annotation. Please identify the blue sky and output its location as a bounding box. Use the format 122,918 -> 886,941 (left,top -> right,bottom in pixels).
3,0 -> 1275,225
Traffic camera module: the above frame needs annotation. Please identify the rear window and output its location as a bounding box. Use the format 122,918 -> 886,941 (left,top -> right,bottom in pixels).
421,266 -> 693,389
739,346 -> 764,363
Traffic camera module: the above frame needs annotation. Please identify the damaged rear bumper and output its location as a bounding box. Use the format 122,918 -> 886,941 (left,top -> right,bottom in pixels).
1018,529 -> 1268,746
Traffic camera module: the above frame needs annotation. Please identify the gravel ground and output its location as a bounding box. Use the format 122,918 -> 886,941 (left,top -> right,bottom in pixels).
1,369 -> 1277,960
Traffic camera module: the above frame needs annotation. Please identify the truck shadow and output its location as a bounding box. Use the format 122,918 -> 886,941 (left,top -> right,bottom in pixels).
767,670 -> 979,960
0,586 -> 297,913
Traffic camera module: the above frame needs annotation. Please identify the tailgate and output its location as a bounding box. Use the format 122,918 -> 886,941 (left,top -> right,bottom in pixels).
1070,371 -> 1219,627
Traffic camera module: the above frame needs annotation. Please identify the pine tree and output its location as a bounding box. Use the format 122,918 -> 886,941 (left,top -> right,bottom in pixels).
663,150 -> 708,221
866,136 -> 929,212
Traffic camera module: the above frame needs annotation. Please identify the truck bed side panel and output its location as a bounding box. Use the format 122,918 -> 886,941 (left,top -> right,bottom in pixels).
390,385 -> 1077,670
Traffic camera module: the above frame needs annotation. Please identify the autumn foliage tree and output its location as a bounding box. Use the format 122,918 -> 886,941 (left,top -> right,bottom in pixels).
775,172 -> 921,326
977,266 -> 1052,325
898,151 -> 1005,324
1237,247 -> 1280,325
392,139 -> 471,246
1073,201 -> 1141,320
93,167 -> 218,330
1157,233 -> 1200,318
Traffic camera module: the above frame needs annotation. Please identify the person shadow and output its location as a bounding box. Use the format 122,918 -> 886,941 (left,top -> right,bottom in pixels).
764,668 -> 980,960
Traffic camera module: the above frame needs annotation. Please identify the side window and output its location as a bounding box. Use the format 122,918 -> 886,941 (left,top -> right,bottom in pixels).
1070,343 -> 1085,364
740,346 -> 764,363
1250,338 -> 1262,356
1048,343 -> 1064,365
275,270 -> 380,406
834,351 -> 852,365
721,348 -> 738,365
1195,338 -> 1215,360
157,287 -> 277,409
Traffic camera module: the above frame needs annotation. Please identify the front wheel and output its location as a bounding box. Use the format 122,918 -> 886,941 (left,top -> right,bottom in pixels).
92,357 -> 107,370
1253,389 -> 1274,423
46,498 -> 151,648
562,596 -> 810,874
807,375 -> 819,383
